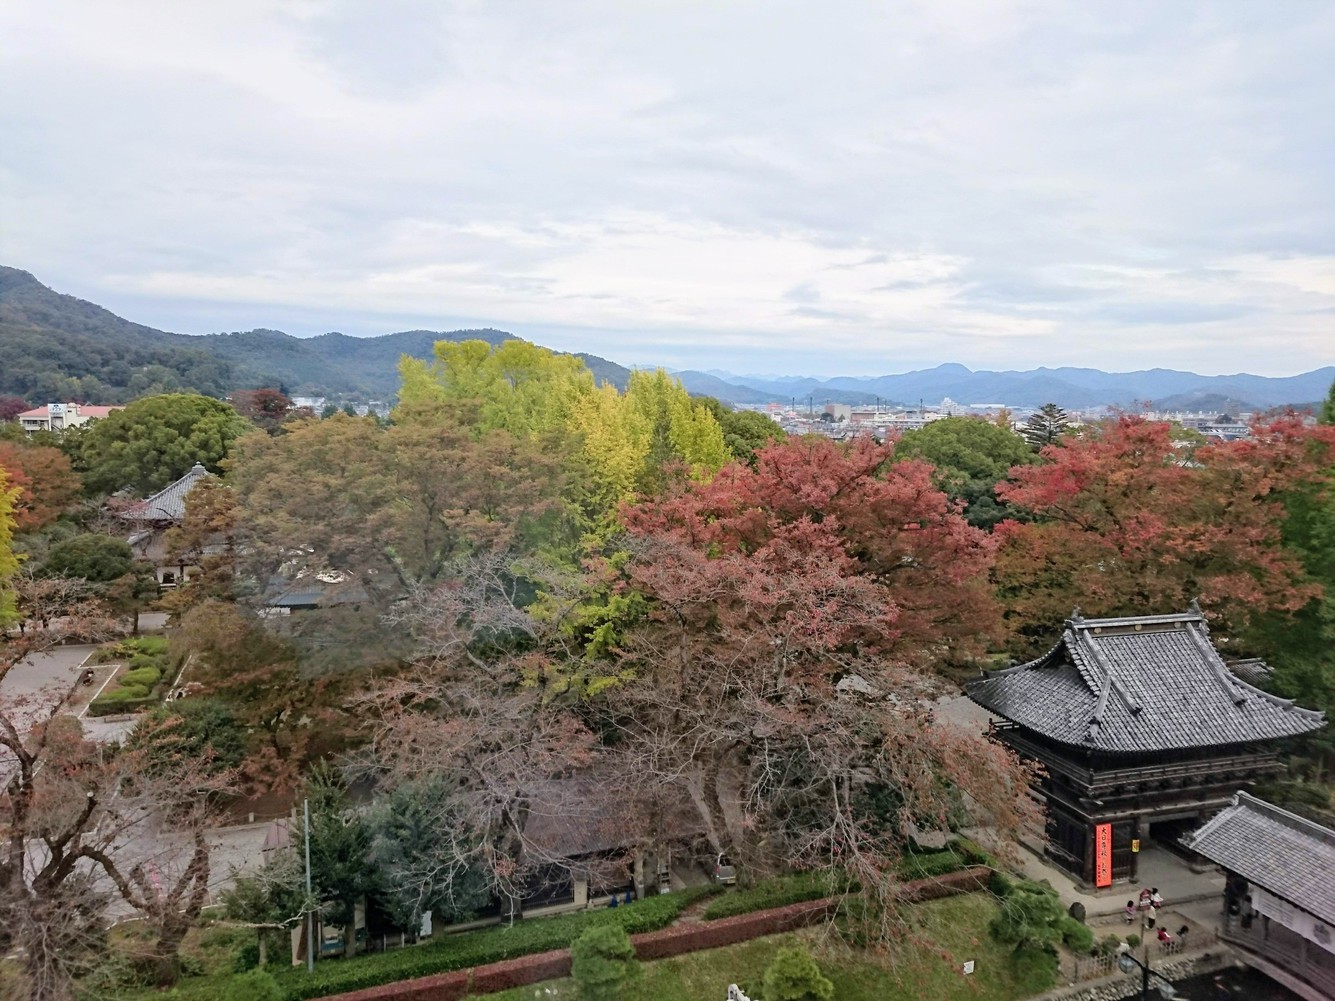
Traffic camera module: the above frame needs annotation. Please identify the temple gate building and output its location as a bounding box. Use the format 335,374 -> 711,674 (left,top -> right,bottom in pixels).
966,606 -> 1325,888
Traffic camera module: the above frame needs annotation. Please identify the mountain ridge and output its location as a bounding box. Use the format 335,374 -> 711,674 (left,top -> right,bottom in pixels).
0,267 -> 630,401
1,266 -> 1329,411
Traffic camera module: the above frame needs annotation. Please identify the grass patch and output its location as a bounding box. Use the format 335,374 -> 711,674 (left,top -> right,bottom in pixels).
483,893 -> 1056,1001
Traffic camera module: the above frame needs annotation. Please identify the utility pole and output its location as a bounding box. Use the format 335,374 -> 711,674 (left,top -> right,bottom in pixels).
304,798 -> 315,973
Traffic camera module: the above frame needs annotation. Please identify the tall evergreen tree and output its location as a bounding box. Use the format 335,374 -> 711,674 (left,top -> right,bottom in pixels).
1020,403 -> 1072,450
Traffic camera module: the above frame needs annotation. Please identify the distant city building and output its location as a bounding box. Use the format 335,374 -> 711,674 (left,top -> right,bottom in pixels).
17,401 -> 122,433
823,403 -> 852,422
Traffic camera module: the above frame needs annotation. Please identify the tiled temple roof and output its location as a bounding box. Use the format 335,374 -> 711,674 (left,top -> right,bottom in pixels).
120,463 -> 211,522
966,607 -> 1324,753
1187,791 -> 1335,925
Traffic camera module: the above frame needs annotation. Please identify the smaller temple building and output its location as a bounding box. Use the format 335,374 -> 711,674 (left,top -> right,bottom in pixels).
966,606 -> 1325,887
120,463 -> 213,588
1187,792 -> 1335,1001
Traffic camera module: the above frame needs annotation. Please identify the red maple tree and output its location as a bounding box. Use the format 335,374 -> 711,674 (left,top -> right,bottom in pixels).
994,414 -> 1335,651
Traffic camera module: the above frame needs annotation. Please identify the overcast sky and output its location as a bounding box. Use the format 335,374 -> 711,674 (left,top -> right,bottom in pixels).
3,1 -> 1334,377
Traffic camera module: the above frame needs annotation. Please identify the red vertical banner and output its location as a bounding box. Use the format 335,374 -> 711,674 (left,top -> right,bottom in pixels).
1094,823 -> 1113,887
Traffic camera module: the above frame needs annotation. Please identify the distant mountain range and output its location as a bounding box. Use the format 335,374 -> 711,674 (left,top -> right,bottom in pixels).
0,265 -> 1329,412
676,363 -> 1334,412
0,267 -> 629,402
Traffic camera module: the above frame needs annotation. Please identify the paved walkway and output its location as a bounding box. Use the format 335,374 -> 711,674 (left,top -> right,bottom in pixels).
1012,841 -> 1224,919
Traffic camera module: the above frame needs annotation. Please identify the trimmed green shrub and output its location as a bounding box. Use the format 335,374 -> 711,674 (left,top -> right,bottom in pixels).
1059,916 -> 1094,952
899,849 -> 967,879
269,885 -> 719,1000
571,923 -> 639,1001
87,695 -> 158,716
119,667 -> 162,688
220,967 -> 284,1001
762,945 -> 834,1001
703,873 -> 835,921
1126,933 -> 1141,949
128,635 -> 169,655
1098,934 -> 1123,957
101,684 -> 150,701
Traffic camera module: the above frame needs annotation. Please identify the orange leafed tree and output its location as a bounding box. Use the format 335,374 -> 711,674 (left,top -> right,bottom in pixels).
994,414 -> 1335,653
0,441 -> 83,532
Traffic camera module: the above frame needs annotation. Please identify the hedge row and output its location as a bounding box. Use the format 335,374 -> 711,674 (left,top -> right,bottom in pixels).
952,836 -> 1000,869
86,695 -> 159,717
897,848 -> 968,880
282,886 -> 718,1000
702,873 -> 835,921
702,849 -> 968,922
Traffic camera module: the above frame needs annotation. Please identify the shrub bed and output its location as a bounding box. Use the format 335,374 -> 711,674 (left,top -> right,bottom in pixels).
87,639 -> 173,716
284,886 -> 718,1000
702,873 -> 835,921
898,848 -> 967,880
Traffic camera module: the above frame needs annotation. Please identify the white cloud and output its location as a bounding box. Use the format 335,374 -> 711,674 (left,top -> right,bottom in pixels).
1,1 -> 1333,376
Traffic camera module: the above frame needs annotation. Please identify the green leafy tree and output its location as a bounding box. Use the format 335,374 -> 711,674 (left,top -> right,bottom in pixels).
364,779 -> 494,934
570,923 -> 639,1001
104,560 -> 160,633
41,533 -> 134,581
897,415 -> 1034,528
1020,403 -> 1072,451
128,700 -> 248,777
695,397 -> 787,466
1245,376 -> 1335,776
299,766 -> 377,957
397,338 -> 594,437
77,393 -> 251,495
761,946 -> 835,1001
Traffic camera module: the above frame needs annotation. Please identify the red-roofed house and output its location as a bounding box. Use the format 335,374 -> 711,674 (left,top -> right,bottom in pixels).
17,402 -> 123,433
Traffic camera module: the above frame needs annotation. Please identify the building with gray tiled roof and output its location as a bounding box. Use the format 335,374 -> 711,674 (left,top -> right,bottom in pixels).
120,463 -> 212,523
1187,793 -> 1335,999
119,463 -> 215,587
966,606 -> 1325,888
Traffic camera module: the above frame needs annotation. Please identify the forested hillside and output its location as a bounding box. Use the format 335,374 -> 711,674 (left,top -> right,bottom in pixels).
0,267 -> 630,402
